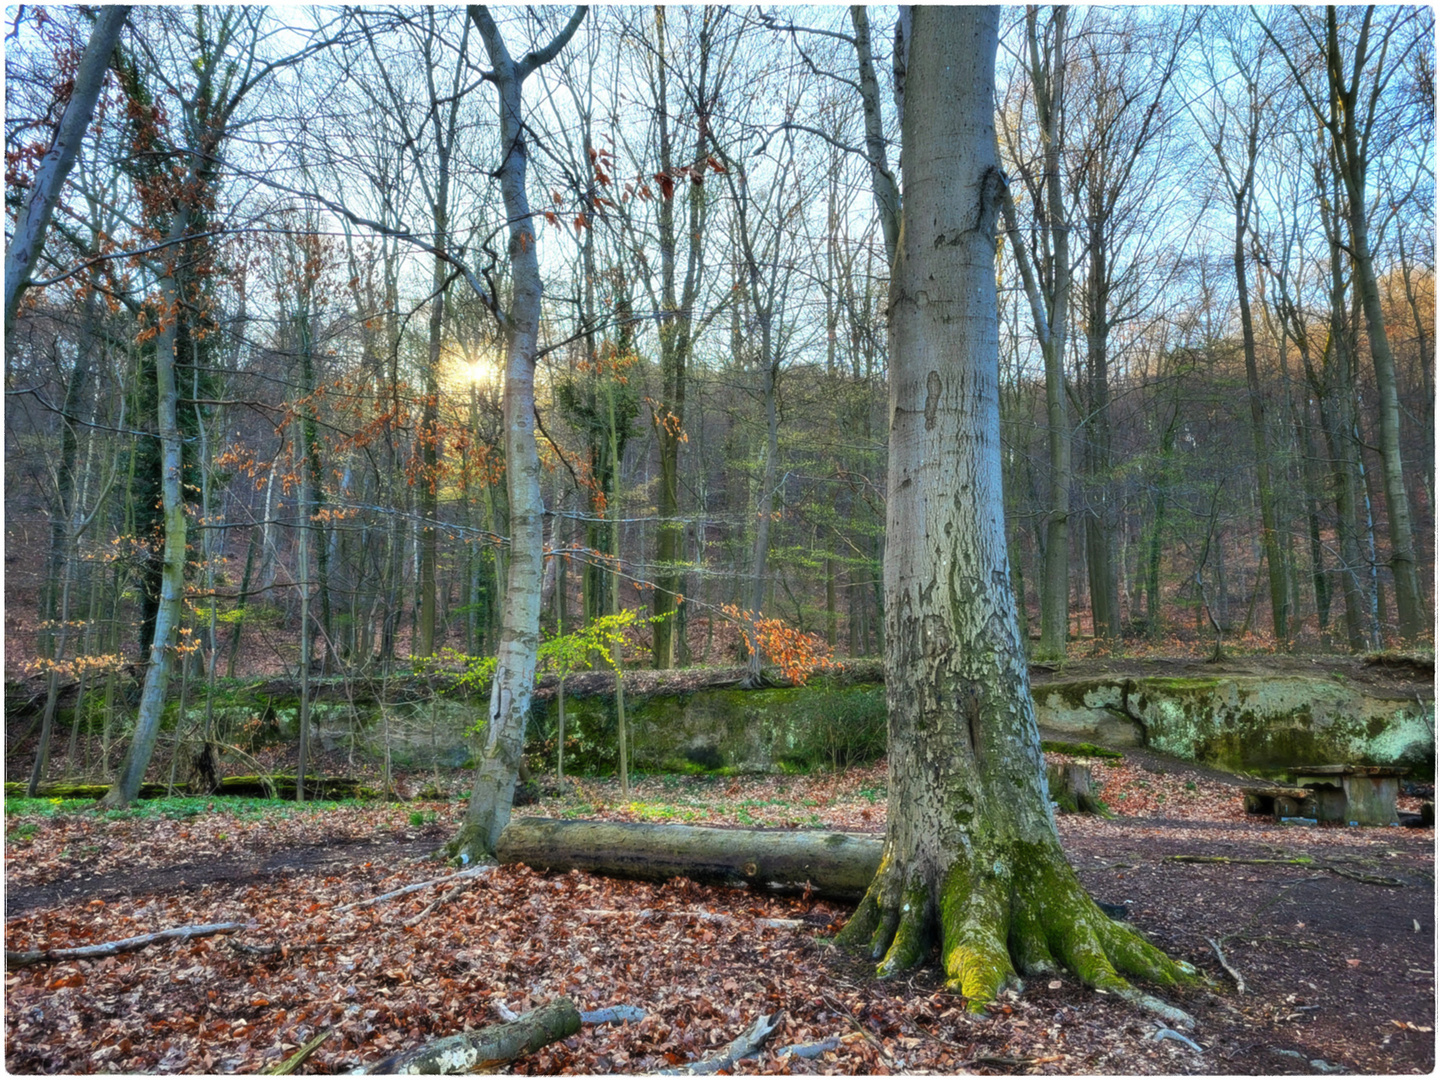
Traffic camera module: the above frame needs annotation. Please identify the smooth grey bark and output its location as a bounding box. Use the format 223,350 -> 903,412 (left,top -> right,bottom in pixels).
102,208 -> 191,808
836,6 -> 1192,1014
452,5 -> 587,861
4,6 -> 131,331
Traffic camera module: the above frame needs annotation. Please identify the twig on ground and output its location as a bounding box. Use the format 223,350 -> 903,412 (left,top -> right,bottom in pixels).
822,991 -> 897,1065
7,921 -> 249,967
961,1055 -> 1041,1068
228,940 -> 329,959
263,1027 -> 331,1074
578,907 -> 805,930
655,1012 -> 783,1075
337,864 -> 491,914
1167,854 -> 1406,887
402,872 -> 483,927
1153,1026 -> 1204,1053
1321,865 -> 1406,887
1206,936 -> 1245,993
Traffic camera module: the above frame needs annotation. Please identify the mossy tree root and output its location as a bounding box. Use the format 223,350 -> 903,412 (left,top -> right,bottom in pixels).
837,840 -> 1198,1025
438,821 -> 494,866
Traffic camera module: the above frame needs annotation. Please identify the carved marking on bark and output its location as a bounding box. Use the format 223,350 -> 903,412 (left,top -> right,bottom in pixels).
924,370 -> 942,430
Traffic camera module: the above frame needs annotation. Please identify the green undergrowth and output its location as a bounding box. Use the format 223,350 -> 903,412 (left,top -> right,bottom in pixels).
4,794 -> 365,823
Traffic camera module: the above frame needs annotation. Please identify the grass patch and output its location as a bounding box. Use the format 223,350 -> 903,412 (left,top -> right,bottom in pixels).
4,794 -> 364,823
7,821 -> 39,843
1041,740 -> 1124,760
626,802 -> 702,823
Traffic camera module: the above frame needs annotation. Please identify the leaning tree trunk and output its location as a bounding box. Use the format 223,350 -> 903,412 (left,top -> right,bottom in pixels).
4,5 -> 131,331
450,5 -> 586,862
835,7 -> 1192,1014
102,207 -> 191,809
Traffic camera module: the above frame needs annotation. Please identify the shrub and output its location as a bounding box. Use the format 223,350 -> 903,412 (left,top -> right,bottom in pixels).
778,685 -> 886,772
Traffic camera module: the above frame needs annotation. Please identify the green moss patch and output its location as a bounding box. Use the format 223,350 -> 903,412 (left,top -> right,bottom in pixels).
1041,740 -> 1123,760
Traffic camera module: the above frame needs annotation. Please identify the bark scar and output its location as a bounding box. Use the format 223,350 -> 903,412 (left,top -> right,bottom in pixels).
924,370 -> 942,430
961,685 -> 983,763
973,166 -> 1007,238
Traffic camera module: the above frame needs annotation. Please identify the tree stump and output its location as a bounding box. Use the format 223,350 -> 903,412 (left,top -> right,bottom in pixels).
1047,762 -> 1104,814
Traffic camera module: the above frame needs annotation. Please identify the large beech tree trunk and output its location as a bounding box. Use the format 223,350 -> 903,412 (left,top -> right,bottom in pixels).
835,7 -> 1192,1014
498,818 -> 883,900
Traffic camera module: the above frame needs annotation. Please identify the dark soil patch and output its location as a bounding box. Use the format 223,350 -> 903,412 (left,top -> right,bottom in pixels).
4,828 -> 445,918
1066,824 -> 1434,1074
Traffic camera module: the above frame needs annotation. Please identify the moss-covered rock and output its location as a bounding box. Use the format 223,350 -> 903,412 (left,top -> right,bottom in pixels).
1130,675 -> 1434,775
525,677 -> 886,775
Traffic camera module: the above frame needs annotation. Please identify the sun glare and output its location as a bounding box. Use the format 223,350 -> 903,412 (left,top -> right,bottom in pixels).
441,343 -> 500,396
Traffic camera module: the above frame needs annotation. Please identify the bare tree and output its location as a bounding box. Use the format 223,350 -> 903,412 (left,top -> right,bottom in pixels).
837,5 -> 1193,1016
449,4 -> 587,861
5,6 -> 130,331
998,6 -> 1073,660
1261,5 -> 1430,641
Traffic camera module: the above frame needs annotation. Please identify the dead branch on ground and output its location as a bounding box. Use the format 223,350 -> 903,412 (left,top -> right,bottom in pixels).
6,921 -> 249,968
655,1012 -> 783,1074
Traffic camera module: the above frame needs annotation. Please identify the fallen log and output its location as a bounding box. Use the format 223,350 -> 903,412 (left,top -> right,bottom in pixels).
497,818 -> 882,900
6,921 -> 249,968
364,997 -> 580,1074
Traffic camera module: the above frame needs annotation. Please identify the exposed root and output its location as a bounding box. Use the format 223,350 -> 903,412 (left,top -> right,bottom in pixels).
840,839 -> 1196,1020
439,820 -> 497,865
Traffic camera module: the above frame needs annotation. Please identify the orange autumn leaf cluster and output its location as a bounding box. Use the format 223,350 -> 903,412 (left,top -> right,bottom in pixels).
720,604 -> 840,686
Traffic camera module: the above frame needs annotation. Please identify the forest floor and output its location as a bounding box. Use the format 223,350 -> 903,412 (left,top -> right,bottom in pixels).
4,743 -> 1434,1076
